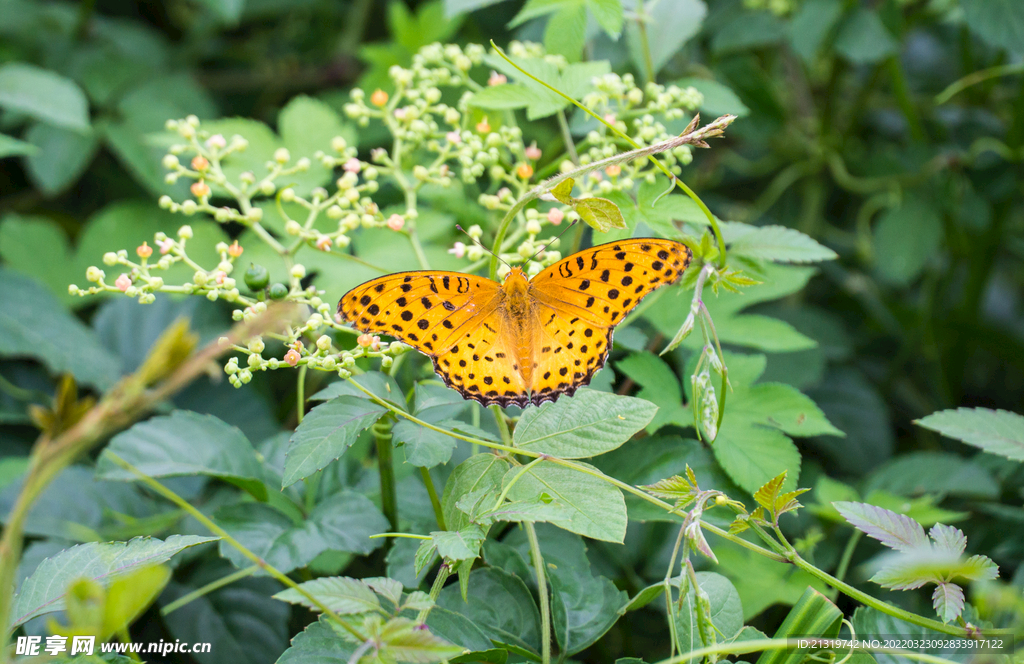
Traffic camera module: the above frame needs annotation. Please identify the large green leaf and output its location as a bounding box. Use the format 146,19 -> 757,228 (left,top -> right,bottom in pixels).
675,572 -> 744,653
0,63 -> 90,131
502,461 -> 627,542
513,389 -> 657,458
873,197 -> 942,285
729,226 -> 838,264
675,77 -> 750,118
916,408 -> 1024,462
215,492 -> 388,574
0,214 -> 79,306
0,269 -> 121,390
443,454 -> 509,533
625,0 -> 706,75
0,132 -> 37,157
715,545 -> 827,619
283,396 -> 387,487
277,617 -> 356,664
962,0 -> 1024,55
10,535 -> 216,628
615,353 -> 690,433
23,123 -> 99,196
97,410 -> 268,500
834,8 -> 898,64
437,567 -> 541,656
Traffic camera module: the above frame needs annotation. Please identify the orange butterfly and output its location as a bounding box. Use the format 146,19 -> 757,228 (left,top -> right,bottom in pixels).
337,238 -> 692,407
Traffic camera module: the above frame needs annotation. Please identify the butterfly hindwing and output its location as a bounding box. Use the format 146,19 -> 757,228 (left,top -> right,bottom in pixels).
529,304 -> 612,403
338,271 -> 500,355
432,317 -> 530,408
531,239 -> 692,327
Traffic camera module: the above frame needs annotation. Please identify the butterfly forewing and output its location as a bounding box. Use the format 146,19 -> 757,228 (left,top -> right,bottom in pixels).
531,238 -> 692,327
338,271 -> 500,354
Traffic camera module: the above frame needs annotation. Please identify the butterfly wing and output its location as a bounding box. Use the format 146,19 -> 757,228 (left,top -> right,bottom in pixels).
431,313 -> 531,408
525,239 -> 692,402
531,239 -> 692,327
337,271 -> 500,355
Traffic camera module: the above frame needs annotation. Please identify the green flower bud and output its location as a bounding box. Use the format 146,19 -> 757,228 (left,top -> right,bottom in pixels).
268,283 -> 289,300
244,264 -> 270,291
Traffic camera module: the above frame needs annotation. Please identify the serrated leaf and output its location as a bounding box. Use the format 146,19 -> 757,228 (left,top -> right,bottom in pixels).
98,411 -> 267,500
376,617 -> 465,663
550,178 -> 575,204
576,197 -> 626,232
273,577 -> 383,615
10,535 -> 216,628
443,455 -> 509,533
932,583 -> 964,623
0,63 -> 90,131
729,225 -> 838,264
833,501 -> 928,552
468,83 -> 532,110
282,396 -> 387,487
513,388 -> 656,458
754,472 -> 787,511
641,475 -> 697,505
928,524 -> 966,557
365,577 -> 405,607
915,408 -> 1024,462
431,525 -> 486,561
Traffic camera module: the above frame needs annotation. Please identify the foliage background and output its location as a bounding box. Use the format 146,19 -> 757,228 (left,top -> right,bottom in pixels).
1,0 -> 1023,662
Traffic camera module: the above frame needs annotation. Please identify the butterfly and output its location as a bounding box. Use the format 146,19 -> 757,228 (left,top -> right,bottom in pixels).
337,238 -> 692,408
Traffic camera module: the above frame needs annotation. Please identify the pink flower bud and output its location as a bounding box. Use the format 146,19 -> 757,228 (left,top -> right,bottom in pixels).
214,270 -> 226,285
448,241 -> 466,258
115,274 -> 132,291
394,107 -> 408,120
191,155 -> 209,171
136,242 -> 153,259
547,208 -> 564,225
284,349 -> 300,366
488,71 -> 507,86
387,214 -> 405,231
316,236 -> 332,251
446,131 -> 461,144
343,158 -> 362,173
603,113 -> 617,124
524,142 -> 541,160
157,238 -> 175,254
371,336 -> 381,351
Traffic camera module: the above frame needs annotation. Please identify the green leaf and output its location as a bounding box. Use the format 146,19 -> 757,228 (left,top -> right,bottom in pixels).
312,372 -> 404,408
962,0 -> 1024,55
729,226 -> 838,264
273,577 -> 383,615
277,95 -> 357,194
588,0 -> 623,38
282,396 -> 387,487
162,568 -> 289,664
576,197 -> 627,232
101,565 -> 172,641
675,572 -> 744,653
755,588 -> 842,664
833,501 -> 928,552
550,178 -> 576,204
625,0 -> 706,75
615,353 -> 690,432
932,582 -> 964,624
277,617 -> 356,664
513,388 -> 657,458
915,408 -> 1024,462
194,0 -> 245,23
10,535 -> 216,628
393,419 -> 460,468
873,197 -> 943,285
443,455 -> 509,533
502,461 -> 627,542
431,525 -> 486,561
376,617 -> 465,663
98,411 -> 268,501
834,8 -> 898,63
0,132 -> 37,157
215,492 -> 387,574
23,123 -> 99,196
864,452 -> 998,499
788,0 -> 844,63
675,78 -> 750,118
0,269 -> 121,390
468,83 -> 532,111
0,63 -> 90,131
437,567 -> 541,656
0,214 -> 78,306
715,545 -> 828,619
544,2 -> 588,62
498,525 -> 628,655
852,606 -> 974,664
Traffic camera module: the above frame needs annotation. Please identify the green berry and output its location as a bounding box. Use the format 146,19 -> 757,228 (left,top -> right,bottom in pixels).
268,283 -> 288,300
244,264 -> 270,291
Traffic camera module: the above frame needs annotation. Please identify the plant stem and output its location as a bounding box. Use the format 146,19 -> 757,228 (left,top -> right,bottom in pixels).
935,62 -> 1024,105
525,523 -> 552,664
491,404 -> 512,445
556,110 -> 579,165
420,467 -> 446,530
417,563 -> 451,624
634,3 -> 657,84
886,56 -> 926,142
161,565 -> 260,616
833,530 -> 862,588
373,422 -> 399,532
296,364 -> 307,424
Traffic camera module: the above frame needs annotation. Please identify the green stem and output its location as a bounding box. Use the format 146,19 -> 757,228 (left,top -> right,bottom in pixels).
104,453 -> 364,640
635,5 -> 657,84
161,565 -> 260,616
832,530 -> 862,594
886,56 -> 926,142
491,403 -> 512,445
373,422 -> 399,532
935,62 -> 1024,105
420,467 -> 446,531
296,364 -> 307,424
525,523 -> 552,664
556,110 -> 579,165
417,563 -> 451,624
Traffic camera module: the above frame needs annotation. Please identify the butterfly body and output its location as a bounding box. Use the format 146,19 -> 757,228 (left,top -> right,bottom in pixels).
338,238 -> 692,407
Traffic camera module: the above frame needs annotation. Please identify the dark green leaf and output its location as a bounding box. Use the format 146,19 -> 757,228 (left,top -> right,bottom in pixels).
23,123 -> 99,196
283,396 -> 387,487
0,63 -> 90,131
437,568 -> 541,656
834,8 -> 898,64
962,0 -> 1024,55
916,408 -> 1024,462
675,572 -> 744,653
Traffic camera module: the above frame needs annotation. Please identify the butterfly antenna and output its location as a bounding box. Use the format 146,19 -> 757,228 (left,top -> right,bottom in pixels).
455,225 -> 513,270
528,218 -> 579,263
